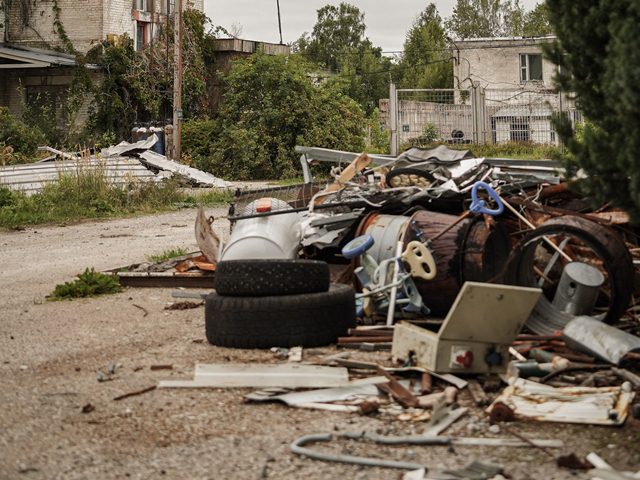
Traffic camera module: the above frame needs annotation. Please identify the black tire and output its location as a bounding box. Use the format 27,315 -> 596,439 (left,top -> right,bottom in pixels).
214,259 -> 330,297
385,167 -> 435,188
505,215 -> 633,335
205,284 -> 356,348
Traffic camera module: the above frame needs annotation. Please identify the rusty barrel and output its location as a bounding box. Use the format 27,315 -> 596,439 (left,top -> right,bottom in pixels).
357,211 -> 510,316
409,211 -> 510,315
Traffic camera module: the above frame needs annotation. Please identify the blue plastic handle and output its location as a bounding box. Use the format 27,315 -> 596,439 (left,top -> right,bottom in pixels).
470,181 -> 504,216
342,234 -> 375,259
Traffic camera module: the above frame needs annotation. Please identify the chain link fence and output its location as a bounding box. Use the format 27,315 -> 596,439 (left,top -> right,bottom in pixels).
381,86 -> 584,153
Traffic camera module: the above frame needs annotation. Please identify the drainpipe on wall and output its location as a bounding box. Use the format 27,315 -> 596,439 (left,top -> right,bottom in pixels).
2,0 -> 8,43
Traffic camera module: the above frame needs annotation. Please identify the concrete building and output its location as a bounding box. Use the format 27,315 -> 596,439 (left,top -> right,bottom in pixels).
451,36 -> 556,91
382,36 -> 582,149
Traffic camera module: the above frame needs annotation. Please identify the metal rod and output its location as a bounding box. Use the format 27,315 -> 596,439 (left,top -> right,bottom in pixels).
500,197 -> 572,262
386,241 -> 403,326
538,237 -> 571,286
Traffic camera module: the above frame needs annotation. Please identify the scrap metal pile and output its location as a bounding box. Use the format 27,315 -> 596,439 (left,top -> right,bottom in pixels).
170,145 -> 640,477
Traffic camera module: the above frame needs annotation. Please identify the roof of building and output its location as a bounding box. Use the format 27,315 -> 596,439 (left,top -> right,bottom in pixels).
213,38 -> 290,55
452,36 -> 556,47
0,44 -> 99,69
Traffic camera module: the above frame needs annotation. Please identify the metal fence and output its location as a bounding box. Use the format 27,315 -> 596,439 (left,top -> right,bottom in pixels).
383,85 -> 584,154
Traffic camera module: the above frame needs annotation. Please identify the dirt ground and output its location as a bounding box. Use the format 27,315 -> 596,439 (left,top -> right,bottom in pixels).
0,207 -> 638,480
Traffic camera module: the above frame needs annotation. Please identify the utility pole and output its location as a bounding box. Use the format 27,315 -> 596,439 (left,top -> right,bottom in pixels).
276,0 -> 283,44
172,0 -> 183,161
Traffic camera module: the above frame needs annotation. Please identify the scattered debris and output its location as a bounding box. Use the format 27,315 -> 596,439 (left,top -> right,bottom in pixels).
113,385 -> 157,401
290,430 -> 560,472
159,364 -> 350,389
150,365 -> 173,371
132,304 -> 149,317
488,378 -> 635,425
164,301 -> 203,310
563,316 -> 640,365
81,403 -> 95,414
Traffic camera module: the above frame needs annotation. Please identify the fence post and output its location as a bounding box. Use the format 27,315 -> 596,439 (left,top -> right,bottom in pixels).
470,81 -> 486,145
389,82 -> 398,156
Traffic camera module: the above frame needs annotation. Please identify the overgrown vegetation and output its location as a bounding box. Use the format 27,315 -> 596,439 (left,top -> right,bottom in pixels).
0,167 -> 224,229
84,10 -> 215,140
50,268 -> 122,300
401,140 -> 565,161
0,107 -> 46,163
182,53 -> 368,180
145,247 -> 189,263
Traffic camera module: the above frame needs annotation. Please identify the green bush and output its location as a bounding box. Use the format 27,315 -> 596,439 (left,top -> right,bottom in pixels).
197,53 -> 367,180
0,107 -> 46,157
50,268 -> 122,299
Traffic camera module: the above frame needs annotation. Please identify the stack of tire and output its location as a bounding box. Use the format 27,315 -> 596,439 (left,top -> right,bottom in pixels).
205,259 -> 356,348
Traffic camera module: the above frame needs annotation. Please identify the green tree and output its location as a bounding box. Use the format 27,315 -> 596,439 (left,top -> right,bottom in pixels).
326,42 -> 393,114
445,0 -> 525,38
398,4 -> 452,88
522,2 -> 552,37
295,3 -> 392,115
194,53 -> 366,180
546,0 -> 640,220
298,2 -> 367,72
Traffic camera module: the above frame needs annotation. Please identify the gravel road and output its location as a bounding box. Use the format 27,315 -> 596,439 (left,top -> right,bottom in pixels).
0,208 -> 638,480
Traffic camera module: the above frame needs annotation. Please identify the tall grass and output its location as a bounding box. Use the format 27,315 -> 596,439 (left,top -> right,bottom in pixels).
0,166 -> 232,229
402,140 -> 567,161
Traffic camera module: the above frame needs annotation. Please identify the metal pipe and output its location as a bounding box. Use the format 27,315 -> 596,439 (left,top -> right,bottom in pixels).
290,433 -> 425,470
386,241 -> 403,326
500,197 -> 573,262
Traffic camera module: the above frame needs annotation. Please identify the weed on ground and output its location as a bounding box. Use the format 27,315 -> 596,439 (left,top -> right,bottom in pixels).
145,246 -> 189,263
50,268 -> 122,300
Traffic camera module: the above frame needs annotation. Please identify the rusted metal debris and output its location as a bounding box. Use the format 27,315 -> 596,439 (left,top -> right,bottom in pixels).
113,385 -> 157,401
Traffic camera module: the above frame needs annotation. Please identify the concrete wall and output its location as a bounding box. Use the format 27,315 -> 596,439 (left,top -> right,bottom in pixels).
453,37 -> 556,91
0,67 -> 101,128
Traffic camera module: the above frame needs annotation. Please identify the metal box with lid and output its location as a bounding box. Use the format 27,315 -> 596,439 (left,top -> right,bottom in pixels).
392,282 -> 542,374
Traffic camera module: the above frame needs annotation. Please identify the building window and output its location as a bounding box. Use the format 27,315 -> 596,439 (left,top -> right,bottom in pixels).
520,53 -> 543,82
136,21 -> 149,50
510,117 -> 530,142
134,0 -> 149,11
161,0 -> 174,14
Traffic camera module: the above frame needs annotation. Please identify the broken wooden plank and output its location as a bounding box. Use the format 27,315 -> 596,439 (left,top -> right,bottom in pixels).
116,271 -> 214,288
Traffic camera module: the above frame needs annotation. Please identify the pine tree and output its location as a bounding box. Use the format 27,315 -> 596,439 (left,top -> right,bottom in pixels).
547,0 -> 640,220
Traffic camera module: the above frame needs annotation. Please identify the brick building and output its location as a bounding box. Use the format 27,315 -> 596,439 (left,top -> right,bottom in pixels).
0,0 -> 204,129
1,0 -> 203,54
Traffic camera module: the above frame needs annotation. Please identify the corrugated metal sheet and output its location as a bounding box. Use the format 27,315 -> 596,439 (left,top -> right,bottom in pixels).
0,158 -> 159,195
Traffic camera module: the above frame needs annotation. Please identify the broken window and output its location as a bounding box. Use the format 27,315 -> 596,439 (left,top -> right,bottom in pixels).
520,54 -> 543,82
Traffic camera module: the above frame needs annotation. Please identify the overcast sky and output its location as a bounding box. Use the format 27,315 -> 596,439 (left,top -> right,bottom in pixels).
205,0 -> 544,53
